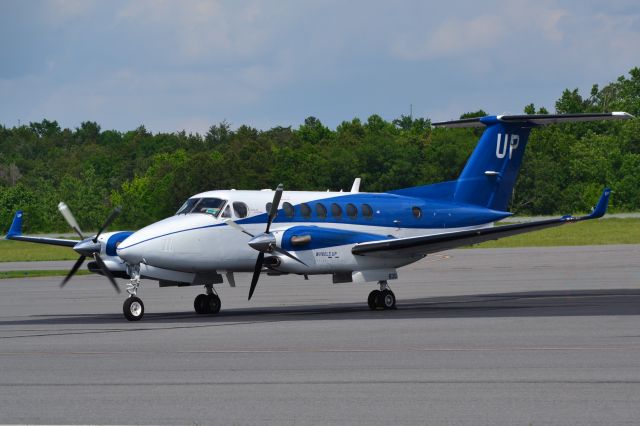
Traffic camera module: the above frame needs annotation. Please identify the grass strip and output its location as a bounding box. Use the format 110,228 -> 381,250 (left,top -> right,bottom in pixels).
0,270 -> 92,279
0,240 -> 79,262
474,218 -> 640,248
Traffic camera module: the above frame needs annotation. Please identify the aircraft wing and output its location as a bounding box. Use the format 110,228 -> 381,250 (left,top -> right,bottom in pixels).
4,211 -> 78,247
352,188 -> 611,258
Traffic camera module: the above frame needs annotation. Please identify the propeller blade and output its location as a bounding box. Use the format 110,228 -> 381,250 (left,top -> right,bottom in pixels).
224,219 -> 254,237
58,202 -> 84,239
248,252 -> 265,300
93,253 -> 121,293
93,206 -> 122,243
265,184 -> 283,233
271,246 -> 308,267
60,255 -> 86,288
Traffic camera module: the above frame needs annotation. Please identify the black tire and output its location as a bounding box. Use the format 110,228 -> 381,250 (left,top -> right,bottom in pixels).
207,294 -> 221,314
368,290 -> 381,310
123,296 -> 144,321
194,294 -> 208,314
381,290 -> 396,310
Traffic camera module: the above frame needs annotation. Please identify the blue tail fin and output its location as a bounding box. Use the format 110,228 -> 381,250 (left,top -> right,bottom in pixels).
391,112 -> 633,211
452,116 -> 532,211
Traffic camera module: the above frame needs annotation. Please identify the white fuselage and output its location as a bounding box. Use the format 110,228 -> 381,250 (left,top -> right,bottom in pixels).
116,189 -> 492,281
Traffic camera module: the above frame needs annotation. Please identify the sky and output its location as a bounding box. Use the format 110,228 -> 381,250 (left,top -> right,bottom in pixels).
1,0 -> 639,134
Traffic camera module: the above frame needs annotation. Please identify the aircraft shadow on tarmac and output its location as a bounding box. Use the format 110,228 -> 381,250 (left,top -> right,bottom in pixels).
2,288 -> 640,328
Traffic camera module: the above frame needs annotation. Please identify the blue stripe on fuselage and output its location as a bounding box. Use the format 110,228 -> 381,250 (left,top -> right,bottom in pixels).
237,192 -> 511,229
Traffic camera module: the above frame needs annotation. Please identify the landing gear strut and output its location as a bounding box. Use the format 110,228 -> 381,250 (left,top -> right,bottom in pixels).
367,280 -> 396,310
194,284 -> 221,315
123,264 -> 144,321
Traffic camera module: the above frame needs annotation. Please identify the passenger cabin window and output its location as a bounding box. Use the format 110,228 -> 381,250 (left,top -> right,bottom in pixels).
346,203 -> 357,219
176,197 -> 227,217
233,202 -> 248,218
331,203 -> 342,218
412,206 -> 422,219
283,202 -> 294,218
361,203 -> 373,218
300,203 -> 312,219
316,203 -> 327,219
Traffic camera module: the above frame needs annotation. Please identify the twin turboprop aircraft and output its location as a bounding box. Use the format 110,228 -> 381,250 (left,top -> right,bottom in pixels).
6,112 -> 633,320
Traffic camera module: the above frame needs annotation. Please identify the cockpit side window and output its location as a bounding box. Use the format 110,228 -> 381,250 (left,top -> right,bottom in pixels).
177,197 -> 227,217
197,198 -> 227,216
176,198 -> 200,215
221,205 -> 232,218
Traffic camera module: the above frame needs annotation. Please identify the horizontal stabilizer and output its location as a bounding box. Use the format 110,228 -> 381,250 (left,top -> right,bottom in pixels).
433,112 -> 634,128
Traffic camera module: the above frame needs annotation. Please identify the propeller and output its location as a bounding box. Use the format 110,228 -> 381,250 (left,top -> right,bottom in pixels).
247,184 -> 282,300
58,202 -> 122,293
224,184 -> 307,300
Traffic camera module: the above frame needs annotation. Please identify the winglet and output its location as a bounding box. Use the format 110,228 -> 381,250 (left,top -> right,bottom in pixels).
584,188 -> 611,219
6,210 -> 23,238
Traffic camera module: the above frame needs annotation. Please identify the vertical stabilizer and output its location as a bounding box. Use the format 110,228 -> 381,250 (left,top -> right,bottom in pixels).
428,112 -> 633,211
452,117 -> 531,211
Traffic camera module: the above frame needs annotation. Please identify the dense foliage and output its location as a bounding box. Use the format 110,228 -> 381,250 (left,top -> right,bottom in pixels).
1,68 -> 639,232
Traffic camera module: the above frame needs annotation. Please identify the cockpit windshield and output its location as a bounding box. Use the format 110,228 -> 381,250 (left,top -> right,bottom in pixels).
176,197 -> 227,217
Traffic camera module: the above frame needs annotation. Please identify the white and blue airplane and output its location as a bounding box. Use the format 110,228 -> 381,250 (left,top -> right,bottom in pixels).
6,112 -> 633,320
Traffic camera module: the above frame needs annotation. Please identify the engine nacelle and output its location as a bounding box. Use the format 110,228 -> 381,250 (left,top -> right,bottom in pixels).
278,226 -> 388,252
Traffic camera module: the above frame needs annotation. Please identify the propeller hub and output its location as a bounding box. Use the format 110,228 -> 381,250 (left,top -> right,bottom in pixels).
73,239 -> 101,257
248,233 -> 276,253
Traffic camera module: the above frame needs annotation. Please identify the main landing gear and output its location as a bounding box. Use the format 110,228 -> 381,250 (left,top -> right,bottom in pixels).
367,280 -> 396,310
194,283 -> 221,315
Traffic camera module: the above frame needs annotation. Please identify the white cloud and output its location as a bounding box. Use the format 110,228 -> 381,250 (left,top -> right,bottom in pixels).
391,1 -> 567,61
44,0 -> 97,24
115,0 -> 275,61
393,15 -> 505,60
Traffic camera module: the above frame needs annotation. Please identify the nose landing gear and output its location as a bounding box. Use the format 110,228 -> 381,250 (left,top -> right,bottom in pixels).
367,280 -> 396,310
123,264 -> 144,321
123,296 -> 144,321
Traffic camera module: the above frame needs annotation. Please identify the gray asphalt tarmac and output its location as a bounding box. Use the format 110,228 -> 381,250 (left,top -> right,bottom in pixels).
1,245 -> 639,425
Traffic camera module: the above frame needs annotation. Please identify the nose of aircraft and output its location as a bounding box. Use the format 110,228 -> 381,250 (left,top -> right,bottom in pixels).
116,235 -> 144,264
116,220 -> 167,264
116,213 -> 215,265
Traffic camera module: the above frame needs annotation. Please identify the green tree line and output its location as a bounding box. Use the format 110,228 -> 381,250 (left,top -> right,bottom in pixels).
1,68 -> 639,232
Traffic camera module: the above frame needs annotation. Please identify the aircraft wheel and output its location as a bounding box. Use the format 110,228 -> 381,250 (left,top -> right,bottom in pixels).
381,290 -> 396,310
207,294 -> 221,314
368,290 -> 381,310
194,294 -> 208,314
123,297 -> 144,321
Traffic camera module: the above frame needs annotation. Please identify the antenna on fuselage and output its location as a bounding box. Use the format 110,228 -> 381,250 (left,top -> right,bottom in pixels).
351,178 -> 361,193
